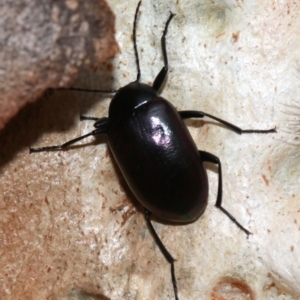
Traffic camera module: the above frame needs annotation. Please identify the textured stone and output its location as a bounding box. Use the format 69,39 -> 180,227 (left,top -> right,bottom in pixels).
0,0 -> 117,131
0,0 -> 299,299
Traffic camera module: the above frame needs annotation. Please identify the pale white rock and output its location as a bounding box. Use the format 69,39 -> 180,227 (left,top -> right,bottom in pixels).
0,0 -> 299,299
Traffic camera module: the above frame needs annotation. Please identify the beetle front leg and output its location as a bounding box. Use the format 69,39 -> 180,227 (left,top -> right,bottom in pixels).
199,150 -> 252,236
80,115 -> 102,122
144,209 -> 179,300
80,116 -> 109,130
30,118 -> 109,153
152,12 -> 175,92
179,110 -> 276,134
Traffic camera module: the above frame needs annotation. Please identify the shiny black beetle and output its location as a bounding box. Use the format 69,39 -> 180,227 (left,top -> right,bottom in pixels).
30,2 -> 276,299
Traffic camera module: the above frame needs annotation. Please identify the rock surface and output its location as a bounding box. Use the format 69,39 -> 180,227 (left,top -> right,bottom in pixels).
0,0 -> 300,299
0,0 -> 117,131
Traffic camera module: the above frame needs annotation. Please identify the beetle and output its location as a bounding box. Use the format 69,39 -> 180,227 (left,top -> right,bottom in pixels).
30,1 -> 276,299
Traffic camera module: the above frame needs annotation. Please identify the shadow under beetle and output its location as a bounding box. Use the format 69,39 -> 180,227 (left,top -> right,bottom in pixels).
30,1 -> 276,299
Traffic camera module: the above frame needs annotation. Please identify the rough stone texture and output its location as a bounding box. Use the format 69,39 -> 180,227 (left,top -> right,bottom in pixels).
0,0 -> 300,299
0,0 -> 117,131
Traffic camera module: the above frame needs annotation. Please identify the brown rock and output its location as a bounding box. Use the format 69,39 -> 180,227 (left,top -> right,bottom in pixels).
0,0 -> 117,131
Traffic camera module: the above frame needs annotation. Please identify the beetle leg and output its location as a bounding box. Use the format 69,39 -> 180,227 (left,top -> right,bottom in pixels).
56,87 -> 117,93
80,116 -> 109,130
179,110 -> 276,134
69,87 -> 117,93
133,1 -> 142,82
144,209 -> 179,300
29,118 -> 109,153
199,150 -> 252,236
153,12 -> 175,92
80,115 -> 102,121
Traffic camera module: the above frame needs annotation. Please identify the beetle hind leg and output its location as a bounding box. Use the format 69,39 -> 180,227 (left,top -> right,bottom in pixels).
199,150 -> 252,236
144,209 -> 179,300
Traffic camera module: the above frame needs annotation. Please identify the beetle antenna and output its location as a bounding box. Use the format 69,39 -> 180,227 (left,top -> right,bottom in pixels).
133,1 -> 142,82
